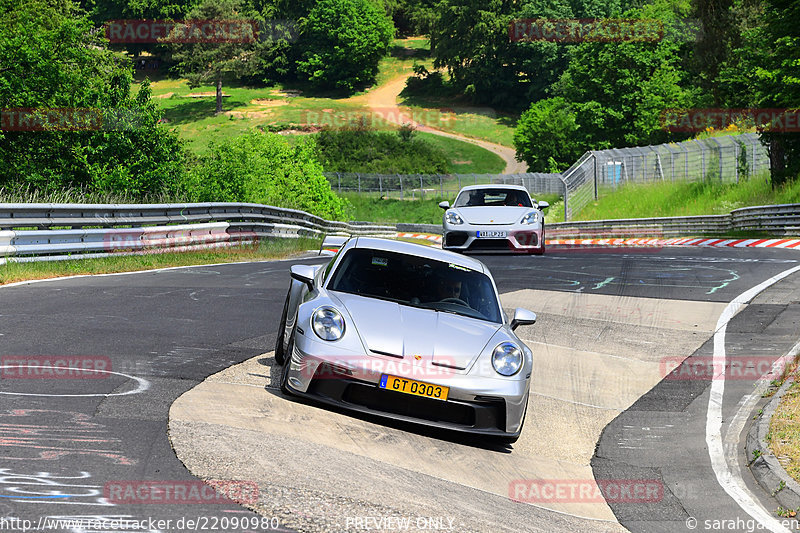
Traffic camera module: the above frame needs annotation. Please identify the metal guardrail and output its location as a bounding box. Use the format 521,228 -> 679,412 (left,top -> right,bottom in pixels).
0,203 -> 396,263
399,204 -> 800,239
1,201 -> 799,263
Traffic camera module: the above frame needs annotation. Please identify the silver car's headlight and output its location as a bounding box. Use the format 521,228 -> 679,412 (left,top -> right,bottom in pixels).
445,211 -> 464,225
312,307 -> 345,341
521,211 -> 540,224
492,342 -> 523,376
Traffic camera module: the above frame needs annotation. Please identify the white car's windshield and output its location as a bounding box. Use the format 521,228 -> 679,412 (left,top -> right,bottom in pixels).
454,188 -> 533,208
328,248 -> 502,323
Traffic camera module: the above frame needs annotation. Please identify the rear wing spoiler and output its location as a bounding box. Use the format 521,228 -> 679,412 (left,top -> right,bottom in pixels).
319,235 -> 350,256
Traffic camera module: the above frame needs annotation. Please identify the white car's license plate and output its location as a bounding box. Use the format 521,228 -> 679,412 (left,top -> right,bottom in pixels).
477,230 -> 507,238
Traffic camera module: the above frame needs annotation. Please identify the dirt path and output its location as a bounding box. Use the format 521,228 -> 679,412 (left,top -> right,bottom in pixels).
366,75 -> 527,174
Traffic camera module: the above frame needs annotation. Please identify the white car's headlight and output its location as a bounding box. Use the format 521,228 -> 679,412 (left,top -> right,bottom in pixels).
521,211 -> 540,224
492,342 -> 523,376
312,307 -> 345,341
445,211 -> 464,225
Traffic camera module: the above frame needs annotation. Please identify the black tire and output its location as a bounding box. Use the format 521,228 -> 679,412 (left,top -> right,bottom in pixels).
274,288 -> 291,365
279,328 -> 296,396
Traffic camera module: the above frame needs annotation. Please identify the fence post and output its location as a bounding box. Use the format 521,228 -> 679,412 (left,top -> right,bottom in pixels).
398,174 -> 403,200
379,175 -> 383,196
593,152 -> 598,200
439,174 -> 443,198
419,175 -> 424,201
337,172 -> 341,192
358,173 -> 362,193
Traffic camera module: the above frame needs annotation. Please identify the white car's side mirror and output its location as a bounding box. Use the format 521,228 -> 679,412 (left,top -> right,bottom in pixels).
510,308 -> 537,331
538,201 -> 549,209
290,264 -> 316,291
438,201 -> 451,210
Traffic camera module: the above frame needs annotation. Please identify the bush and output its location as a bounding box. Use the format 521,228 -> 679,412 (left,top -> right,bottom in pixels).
513,97 -> 583,172
182,132 -> 350,220
297,0 -> 394,92
315,125 -> 450,174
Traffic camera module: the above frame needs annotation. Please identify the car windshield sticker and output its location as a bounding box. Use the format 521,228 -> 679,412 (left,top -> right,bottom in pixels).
449,263 -> 470,272
371,257 -> 388,267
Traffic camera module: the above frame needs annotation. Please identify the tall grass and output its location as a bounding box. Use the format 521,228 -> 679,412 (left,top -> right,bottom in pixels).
575,173 -> 800,220
0,184 -> 192,204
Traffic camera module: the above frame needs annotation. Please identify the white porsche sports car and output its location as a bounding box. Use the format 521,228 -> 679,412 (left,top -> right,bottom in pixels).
439,184 -> 548,254
274,237 -> 537,443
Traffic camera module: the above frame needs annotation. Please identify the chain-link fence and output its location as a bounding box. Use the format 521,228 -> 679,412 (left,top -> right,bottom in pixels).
552,133 -> 769,220
323,172 -> 564,200
325,133 -> 770,221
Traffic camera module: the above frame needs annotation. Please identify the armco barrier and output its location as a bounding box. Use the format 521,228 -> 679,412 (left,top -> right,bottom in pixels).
0,203 -> 396,263
1,201 -> 800,263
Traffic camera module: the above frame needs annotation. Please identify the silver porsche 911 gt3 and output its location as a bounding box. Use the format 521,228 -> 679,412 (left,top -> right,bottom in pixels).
274,237 -> 537,443
439,184 -> 549,254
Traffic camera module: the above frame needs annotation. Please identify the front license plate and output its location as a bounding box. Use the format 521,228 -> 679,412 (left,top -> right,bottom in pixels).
477,230 -> 507,238
379,375 -> 449,401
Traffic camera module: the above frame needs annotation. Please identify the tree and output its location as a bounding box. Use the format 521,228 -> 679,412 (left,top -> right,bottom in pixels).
183,132 -> 350,220
514,97 -> 582,171
0,0 -> 186,194
753,0 -> 800,186
297,0 -> 394,92
554,0 -> 697,148
170,0 -> 259,113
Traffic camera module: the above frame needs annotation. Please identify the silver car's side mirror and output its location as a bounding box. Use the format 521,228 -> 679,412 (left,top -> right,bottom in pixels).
510,308 -> 537,331
538,201 -> 549,209
438,201 -> 450,210
290,264 -> 316,291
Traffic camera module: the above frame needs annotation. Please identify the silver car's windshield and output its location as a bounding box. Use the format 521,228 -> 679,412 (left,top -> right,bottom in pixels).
454,188 -> 533,208
327,248 -> 502,323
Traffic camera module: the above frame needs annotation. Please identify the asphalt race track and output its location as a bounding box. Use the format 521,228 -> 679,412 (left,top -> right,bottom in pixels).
1,246 -> 800,532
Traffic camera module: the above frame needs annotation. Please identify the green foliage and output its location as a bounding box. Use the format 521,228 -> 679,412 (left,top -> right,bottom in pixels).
169,0 -> 259,113
297,0 -> 394,92
0,0 -> 186,195
513,97 -> 582,172
182,132 -> 351,220
753,0 -> 800,186
315,125 -> 450,174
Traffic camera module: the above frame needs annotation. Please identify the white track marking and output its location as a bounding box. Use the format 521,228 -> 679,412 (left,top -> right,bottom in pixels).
0,365 -> 149,397
706,265 -> 800,532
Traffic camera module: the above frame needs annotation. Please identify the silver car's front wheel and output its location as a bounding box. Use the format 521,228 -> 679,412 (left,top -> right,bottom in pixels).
279,327 -> 296,396
274,288 -> 291,365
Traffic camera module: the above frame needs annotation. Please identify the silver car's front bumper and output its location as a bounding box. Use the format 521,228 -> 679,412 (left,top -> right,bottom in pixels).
285,333 -> 529,436
442,225 -> 545,254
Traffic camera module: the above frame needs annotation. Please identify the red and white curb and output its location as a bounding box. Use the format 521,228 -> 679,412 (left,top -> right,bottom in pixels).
548,237 -> 800,249
397,233 -> 800,249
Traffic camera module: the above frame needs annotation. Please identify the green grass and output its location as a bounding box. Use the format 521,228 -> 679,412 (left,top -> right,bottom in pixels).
345,195 -> 447,224
0,238 -> 319,285
573,173 -> 800,221
416,132 -> 505,174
